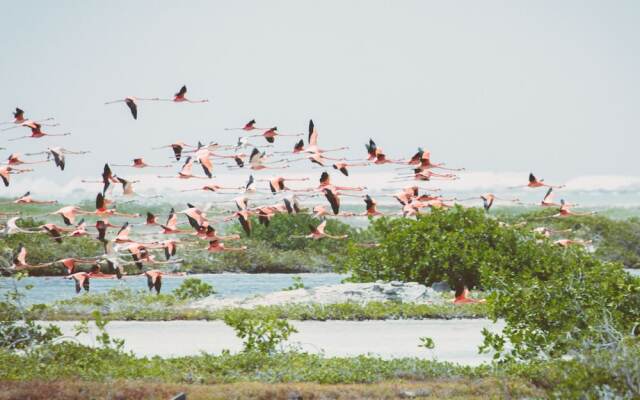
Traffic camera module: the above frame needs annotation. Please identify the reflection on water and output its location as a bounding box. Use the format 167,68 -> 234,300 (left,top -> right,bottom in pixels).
0,273 -> 348,305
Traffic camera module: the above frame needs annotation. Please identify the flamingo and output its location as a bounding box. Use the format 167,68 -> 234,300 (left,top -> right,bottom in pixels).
332,161 -> 369,176
181,203 -> 208,232
113,158 -> 171,168
8,122 -> 70,141
0,166 -> 33,187
456,193 -> 520,212
114,222 -> 133,243
25,147 -> 89,171
207,239 -> 247,253
303,120 -> 348,154
0,191 -> 57,205
10,244 -> 28,269
224,119 -> 267,132
81,164 -> 118,194
104,96 -> 162,119
224,203 -> 252,236
553,200 -> 595,218
152,239 -> 179,260
149,85 -> 208,103
143,270 -> 164,294
153,142 -> 194,161
67,219 -> 89,238
159,208 -> 192,234
247,148 -> 289,170
249,127 -> 302,144
4,153 -> 48,166
1,117 -> 59,132
157,157 -> 210,180
362,195 -> 383,217
0,107 -> 56,126
170,85 -> 208,103
453,286 -> 485,304
257,176 -> 310,194
146,212 -> 158,225
540,188 -> 560,207
55,258 -> 99,275
0,107 -> 29,125
283,195 -> 303,214
66,272 -> 91,293
510,173 -> 565,189
114,176 -> 139,196
299,220 -> 348,240
41,223 -> 73,243
316,171 -> 365,192
180,182 -> 243,193
312,204 -> 355,218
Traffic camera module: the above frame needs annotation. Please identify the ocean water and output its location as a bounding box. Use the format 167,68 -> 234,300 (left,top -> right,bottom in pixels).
0,273 -> 347,306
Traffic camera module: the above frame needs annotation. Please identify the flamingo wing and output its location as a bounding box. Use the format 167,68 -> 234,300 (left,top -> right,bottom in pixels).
125,98 -> 138,120
308,119 -> 318,146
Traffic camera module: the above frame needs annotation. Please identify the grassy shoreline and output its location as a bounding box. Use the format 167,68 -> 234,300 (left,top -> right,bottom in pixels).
31,299 -> 489,321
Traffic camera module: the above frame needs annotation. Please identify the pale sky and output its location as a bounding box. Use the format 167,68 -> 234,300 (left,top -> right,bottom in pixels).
1,1 -> 639,196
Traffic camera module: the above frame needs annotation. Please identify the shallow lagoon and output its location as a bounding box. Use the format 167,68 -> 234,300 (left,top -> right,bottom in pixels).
0,273 -> 347,305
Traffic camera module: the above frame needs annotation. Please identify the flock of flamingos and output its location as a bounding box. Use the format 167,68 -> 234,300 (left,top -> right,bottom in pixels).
0,85 -> 594,297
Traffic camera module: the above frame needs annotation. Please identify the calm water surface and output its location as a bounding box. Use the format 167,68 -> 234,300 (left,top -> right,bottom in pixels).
0,273 -> 348,305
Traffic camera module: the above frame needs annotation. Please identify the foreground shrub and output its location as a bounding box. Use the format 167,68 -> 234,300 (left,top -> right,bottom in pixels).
172,278 -> 215,300
480,235 -> 640,361
223,309 -> 297,354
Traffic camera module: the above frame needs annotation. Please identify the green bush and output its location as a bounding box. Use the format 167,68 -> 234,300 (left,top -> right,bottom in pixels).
223,309 -> 297,354
339,206 -> 526,289
172,278 -> 215,300
480,243 -> 640,361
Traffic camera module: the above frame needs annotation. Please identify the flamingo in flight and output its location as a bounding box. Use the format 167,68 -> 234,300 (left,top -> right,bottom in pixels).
2,191 -> 57,205
224,119 -> 268,132
282,119 -> 348,155
332,161 -> 369,176
246,148 -> 289,170
7,122 -> 70,141
510,173 -> 565,189
256,176 -> 310,194
0,166 -> 33,187
249,127 -> 302,144
362,195 -> 383,217
553,200 -> 595,218
456,193 -> 520,211
0,107 -> 56,126
207,239 -> 247,253
105,96 -> 163,120
298,220 -> 348,240
26,147 -> 89,171
151,85 -> 209,103
540,188 -> 561,207
4,153 -> 48,166
65,272 -> 91,293
157,157 -> 210,180
180,182 -> 243,193
81,164 -> 119,194
113,158 -> 171,168
153,142 -> 195,161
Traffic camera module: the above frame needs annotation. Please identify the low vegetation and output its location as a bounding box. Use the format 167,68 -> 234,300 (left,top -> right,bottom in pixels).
29,288 -> 487,320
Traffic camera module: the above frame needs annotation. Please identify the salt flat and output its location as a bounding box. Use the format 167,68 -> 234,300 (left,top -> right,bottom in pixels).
47,319 -> 503,365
